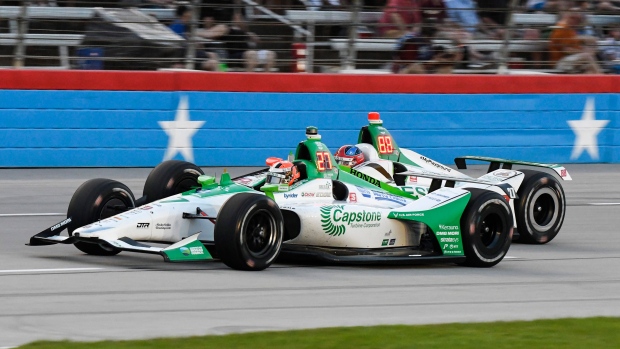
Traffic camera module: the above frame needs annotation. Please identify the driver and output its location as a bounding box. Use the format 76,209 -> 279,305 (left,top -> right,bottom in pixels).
265,160 -> 301,186
334,145 -> 366,168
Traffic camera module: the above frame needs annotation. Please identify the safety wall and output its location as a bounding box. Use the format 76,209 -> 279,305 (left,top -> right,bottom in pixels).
0,71 -> 618,167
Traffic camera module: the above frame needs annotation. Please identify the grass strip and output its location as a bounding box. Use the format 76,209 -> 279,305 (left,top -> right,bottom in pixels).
19,317 -> 620,349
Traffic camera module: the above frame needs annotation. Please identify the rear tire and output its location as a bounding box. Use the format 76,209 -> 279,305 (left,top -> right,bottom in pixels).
461,189 -> 513,267
515,170 -> 566,244
142,160 -> 204,204
214,193 -> 284,271
67,178 -> 135,256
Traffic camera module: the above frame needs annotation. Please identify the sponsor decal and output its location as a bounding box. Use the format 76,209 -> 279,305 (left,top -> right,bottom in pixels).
156,223 -> 172,230
393,212 -> 424,219
440,237 -> 460,243
371,190 -> 408,205
50,218 -> 72,232
320,205 -> 382,236
136,223 -> 150,229
408,176 -> 418,183
278,184 -> 290,192
436,231 -> 460,236
349,193 -> 357,203
283,193 -> 298,199
401,186 -> 428,199
561,169 -> 567,177
384,230 -> 392,236
302,192 -> 315,197
180,247 -> 190,256
140,206 -> 153,211
439,224 -> 458,230
356,186 -> 372,198
235,177 -> 253,184
318,182 -> 332,190
382,239 -> 389,246
316,192 -> 332,198
350,168 -> 381,187
190,246 -> 204,255
420,156 -> 452,173
494,170 -> 516,178
389,239 -> 396,245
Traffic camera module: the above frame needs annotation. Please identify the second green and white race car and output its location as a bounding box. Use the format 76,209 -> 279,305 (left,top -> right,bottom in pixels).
335,112 -> 571,244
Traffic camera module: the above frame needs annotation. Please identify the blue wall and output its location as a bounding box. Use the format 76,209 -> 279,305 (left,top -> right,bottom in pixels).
0,91 -> 618,167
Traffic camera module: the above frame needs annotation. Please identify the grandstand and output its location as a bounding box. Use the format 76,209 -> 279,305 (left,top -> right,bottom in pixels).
0,0 -> 618,73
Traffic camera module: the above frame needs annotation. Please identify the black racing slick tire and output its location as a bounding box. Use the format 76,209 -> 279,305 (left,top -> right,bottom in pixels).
142,160 -> 204,204
67,178 -> 136,256
214,193 -> 284,271
461,189 -> 513,268
515,170 -> 566,244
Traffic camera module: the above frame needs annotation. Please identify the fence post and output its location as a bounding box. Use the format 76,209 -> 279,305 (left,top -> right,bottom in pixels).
13,1 -> 28,68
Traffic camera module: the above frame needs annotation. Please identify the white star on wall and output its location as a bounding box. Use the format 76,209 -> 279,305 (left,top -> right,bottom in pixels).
567,98 -> 609,161
159,96 -> 205,163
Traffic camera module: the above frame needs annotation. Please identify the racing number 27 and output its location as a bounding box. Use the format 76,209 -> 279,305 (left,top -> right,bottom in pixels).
316,151 -> 333,171
377,135 -> 394,154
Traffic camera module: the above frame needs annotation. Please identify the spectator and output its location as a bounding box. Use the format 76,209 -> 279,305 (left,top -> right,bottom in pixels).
525,0 -> 570,12
549,9 -> 602,73
199,7 -> 276,71
170,5 -> 220,71
444,0 -> 480,35
392,19 -> 459,73
379,0 -> 422,38
222,12 -> 277,72
599,24 -> 620,73
477,0 -> 508,39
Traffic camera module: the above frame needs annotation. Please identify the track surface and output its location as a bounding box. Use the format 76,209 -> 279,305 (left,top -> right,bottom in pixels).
1,165 -> 619,346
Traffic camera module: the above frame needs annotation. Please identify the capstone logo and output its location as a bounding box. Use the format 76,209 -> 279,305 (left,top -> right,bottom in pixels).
136,223 -> 150,229
50,218 -> 72,232
439,224 -> 459,230
283,193 -> 298,199
320,205 -> 381,236
420,156 -> 452,172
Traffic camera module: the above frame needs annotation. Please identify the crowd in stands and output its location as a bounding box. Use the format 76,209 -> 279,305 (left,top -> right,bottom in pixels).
0,0 -> 618,73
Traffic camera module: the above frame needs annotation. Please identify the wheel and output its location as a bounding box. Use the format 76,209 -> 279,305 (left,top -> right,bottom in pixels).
142,160 -> 204,204
67,178 -> 136,256
214,193 -> 284,271
461,189 -> 513,267
514,170 -> 566,244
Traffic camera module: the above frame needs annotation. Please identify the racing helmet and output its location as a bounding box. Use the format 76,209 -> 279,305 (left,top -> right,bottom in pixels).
334,145 -> 365,168
265,160 -> 301,186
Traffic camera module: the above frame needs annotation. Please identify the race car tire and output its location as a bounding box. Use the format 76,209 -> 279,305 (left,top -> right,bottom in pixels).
515,170 -> 566,244
461,189 -> 513,267
67,178 -> 136,256
142,160 -> 204,204
214,193 -> 284,271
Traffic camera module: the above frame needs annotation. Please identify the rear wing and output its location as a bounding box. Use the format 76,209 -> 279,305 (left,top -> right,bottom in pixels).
397,168 -> 496,193
454,156 -> 572,181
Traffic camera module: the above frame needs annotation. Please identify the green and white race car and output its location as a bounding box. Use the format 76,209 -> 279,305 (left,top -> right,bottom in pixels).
30,127 -> 516,270
339,112 -> 571,245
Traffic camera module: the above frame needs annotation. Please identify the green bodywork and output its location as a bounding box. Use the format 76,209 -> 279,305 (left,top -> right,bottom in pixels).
161,237 -> 213,262
388,192 -> 471,256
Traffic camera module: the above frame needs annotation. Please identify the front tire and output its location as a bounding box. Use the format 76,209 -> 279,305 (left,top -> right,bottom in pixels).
461,189 -> 513,267
515,170 -> 566,244
142,160 -> 204,204
67,178 -> 136,256
214,193 -> 284,271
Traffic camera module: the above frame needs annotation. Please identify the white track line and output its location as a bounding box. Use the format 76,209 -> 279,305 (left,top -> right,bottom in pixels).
0,268 -> 103,274
587,203 -> 620,206
0,213 -> 64,217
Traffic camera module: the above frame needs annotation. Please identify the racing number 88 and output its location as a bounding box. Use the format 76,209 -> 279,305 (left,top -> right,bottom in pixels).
316,151 -> 333,171
377,135 -> 394,154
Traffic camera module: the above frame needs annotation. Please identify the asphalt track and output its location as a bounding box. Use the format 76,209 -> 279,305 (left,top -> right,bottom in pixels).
1,165 -> 620,347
